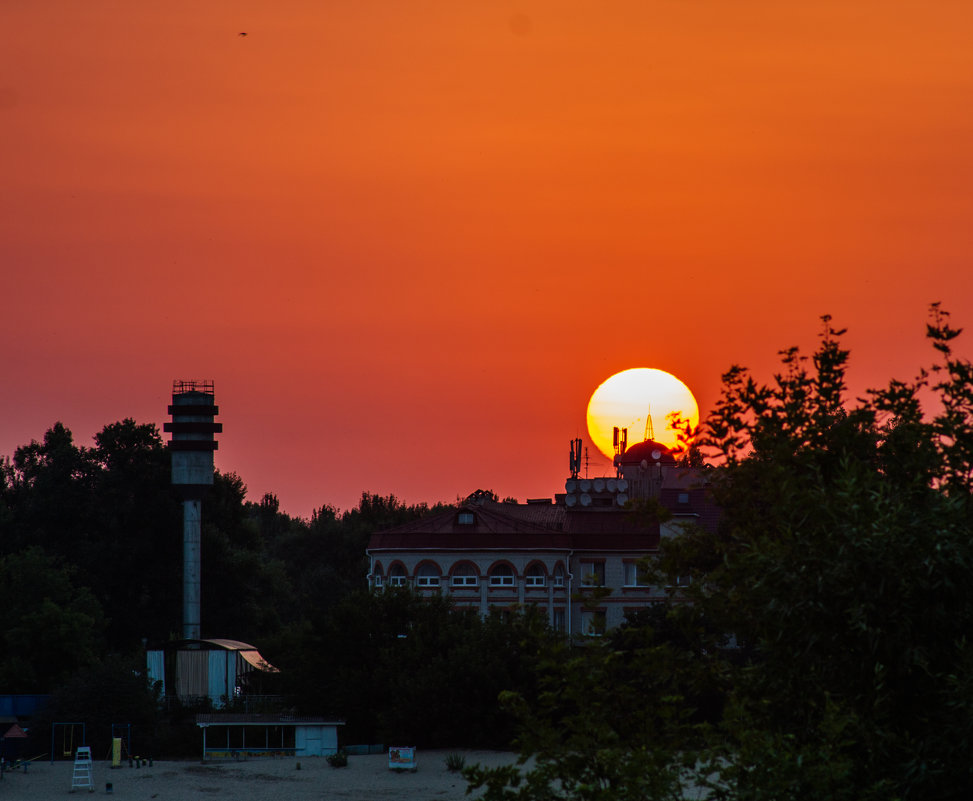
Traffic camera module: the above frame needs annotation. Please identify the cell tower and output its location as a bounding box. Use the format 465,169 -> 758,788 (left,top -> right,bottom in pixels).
569,438 -> 583,478
164,380 -> 221,640
612,426 -> 628,477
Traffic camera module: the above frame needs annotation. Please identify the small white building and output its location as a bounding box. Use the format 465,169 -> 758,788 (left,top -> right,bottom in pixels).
196,713 -> 345,760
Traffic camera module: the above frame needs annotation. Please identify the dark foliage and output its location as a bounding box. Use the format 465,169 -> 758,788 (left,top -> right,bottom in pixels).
467,306 -> 973,801
31,654 -> 160,761
275,587 -> 555,748
1,422 -> 546,754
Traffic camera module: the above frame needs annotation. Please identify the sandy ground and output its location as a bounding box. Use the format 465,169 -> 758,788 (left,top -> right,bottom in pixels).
0,750 -> 520,800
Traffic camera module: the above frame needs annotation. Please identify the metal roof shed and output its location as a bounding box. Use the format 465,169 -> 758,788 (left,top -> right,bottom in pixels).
146,639 -> 278,707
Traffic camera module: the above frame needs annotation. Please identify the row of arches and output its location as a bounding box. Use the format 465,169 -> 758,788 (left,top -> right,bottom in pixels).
372,560 -> 567,590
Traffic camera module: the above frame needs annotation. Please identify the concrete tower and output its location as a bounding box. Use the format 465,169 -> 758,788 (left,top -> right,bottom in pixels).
164,380 -> 221,640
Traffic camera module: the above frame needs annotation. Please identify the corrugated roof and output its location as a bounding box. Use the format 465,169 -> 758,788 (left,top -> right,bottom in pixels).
369,497 -> 662,552
368,500 -> 567,549
239,650 -> 279,673
367,475 -> 720,552
196,713 -> 343,726
147,639 -> 279,673
201,638 -> 259,651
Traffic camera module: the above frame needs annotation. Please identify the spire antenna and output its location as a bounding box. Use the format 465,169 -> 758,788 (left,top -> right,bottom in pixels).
643,406 -> 654,441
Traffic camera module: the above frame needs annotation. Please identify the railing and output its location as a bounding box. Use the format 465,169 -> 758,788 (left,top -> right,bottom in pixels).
172,380 -> 215,395
240,695 -> 286,714
203,748 -> 297,761
162,694 -> 285,714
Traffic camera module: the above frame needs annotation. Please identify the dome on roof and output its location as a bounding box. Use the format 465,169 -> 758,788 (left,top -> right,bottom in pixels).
614,439 -> 678,467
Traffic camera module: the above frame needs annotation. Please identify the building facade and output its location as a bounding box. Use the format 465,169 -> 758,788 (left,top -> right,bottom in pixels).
366,440 -> 719,636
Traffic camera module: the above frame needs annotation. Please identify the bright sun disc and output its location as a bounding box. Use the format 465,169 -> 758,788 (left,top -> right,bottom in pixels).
586,368 -> 699,459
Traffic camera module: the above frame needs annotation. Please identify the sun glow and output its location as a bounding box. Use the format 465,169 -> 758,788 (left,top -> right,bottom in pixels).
586,368 -> 700,459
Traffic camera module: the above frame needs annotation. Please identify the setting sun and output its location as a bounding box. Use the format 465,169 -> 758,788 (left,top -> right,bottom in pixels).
586,369 -> 700,459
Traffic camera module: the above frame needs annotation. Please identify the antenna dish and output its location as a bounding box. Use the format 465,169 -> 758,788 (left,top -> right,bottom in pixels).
580,493 -> 592,507
593,478 -> 605,492
566,494 -> 578,507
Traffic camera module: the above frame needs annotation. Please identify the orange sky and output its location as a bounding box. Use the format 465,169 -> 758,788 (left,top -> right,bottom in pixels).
3,1 -> 973,518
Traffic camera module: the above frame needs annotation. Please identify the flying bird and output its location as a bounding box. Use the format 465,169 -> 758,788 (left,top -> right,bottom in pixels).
238,31 -> 247,37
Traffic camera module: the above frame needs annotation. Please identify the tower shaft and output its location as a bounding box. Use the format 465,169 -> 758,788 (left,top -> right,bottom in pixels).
164,380 -> 220,641
182,499 -> 202,639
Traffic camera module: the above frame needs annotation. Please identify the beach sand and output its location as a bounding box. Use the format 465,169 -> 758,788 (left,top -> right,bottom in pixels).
0,750 -> 520,800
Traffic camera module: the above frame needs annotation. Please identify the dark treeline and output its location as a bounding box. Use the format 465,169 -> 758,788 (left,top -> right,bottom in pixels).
0,424 -> 547,751
10,307 -> 971,797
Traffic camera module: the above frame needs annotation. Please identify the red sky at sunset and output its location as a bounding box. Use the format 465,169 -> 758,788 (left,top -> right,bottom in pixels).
4,1 -> 973,518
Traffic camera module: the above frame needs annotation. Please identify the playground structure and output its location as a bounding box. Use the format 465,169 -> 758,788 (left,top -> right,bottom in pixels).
51,722 -> 87,764
47,722 -> 146,767
1,722 -> 41,776
108,724 -> 130,766
70,746 -> 94,792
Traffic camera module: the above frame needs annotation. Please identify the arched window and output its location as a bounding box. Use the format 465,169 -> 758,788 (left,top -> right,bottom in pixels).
525,563 -> 546,588
415,563 -> 441,588
450,562 -> 479,588
553,565 -> 566,588
388,564 -> 407,587
489,563 -> 515,587
372,563 -> 385,589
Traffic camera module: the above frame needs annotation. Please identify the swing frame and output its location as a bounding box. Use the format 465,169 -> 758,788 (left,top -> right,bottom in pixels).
50,722 -> 86,764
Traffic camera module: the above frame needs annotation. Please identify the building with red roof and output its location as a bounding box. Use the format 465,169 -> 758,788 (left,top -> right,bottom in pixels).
366,440 -> 719,636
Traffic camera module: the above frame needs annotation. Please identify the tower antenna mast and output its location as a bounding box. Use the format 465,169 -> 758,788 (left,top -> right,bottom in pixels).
569,438 -> 583,479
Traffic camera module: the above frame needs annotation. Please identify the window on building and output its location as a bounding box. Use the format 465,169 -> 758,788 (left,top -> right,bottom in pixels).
553,566 -> 565,588
552,608 -> 566,632
581,609 -> 606,637
457,511 -> 475,525
623,561 -> 650,587
388,565 -> 407,587
525,564 -> 546,588
373,574 -> 384,589
415,563 -> 441,588
489,564 -> 515,587
580,561 -> 605,587
451,563 -> 479,587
